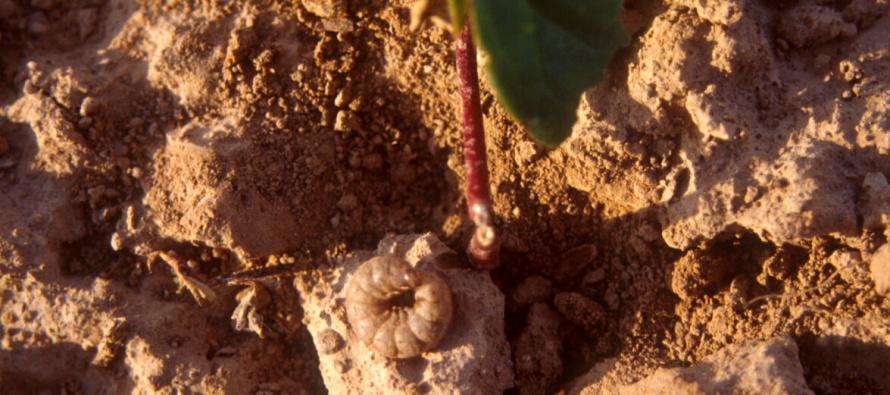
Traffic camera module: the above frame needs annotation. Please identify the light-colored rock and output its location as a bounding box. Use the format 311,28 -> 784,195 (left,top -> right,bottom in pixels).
333,110 -> 359,131
514,141 -> 542,166
686,84 -> 741,140
571,337 -> 813,394
125,336 -> 165,391
319,17 -> 354,33
302,0 -> 345,18
663,136 -> 860,249
569,0 -> 890,251
629,337 -> 812,394
869,243 -> 890,295
294,233 -> 514,394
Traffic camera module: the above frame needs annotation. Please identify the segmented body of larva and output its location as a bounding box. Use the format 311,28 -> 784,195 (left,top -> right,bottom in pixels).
345,256 -> 453,358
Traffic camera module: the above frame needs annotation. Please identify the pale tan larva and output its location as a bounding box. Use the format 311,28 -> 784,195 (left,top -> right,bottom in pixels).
345,256 -> 453,358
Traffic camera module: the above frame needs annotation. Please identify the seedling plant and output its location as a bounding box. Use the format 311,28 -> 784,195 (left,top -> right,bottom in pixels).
162,0 -> 630,306
424,0 -> 629,268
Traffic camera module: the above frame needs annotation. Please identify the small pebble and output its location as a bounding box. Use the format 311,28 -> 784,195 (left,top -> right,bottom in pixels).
554,244 -> 597,285
333,360 -> 349,374
869,244 -> 890,295
98,206 -> 119,223
23,80 -> 39,95
553,292 -> 606,333
583,268 -> 606,285
511,276 -> 553,307
81,97 -> 101,116
77,116 -> 94,129
317,329 -> 345,354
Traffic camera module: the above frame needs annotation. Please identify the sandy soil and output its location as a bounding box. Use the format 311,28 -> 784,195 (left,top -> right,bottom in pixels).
1,0 -> 889,393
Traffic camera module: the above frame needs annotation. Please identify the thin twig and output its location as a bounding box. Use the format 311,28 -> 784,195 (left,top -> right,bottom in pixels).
210,263 -> 304,286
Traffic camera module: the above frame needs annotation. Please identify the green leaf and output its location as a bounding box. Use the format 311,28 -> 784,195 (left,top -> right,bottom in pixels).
448,0 -> 467,32
471,0 -> 629,147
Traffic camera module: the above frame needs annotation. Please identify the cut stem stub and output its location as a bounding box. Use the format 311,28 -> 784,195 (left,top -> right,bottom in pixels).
456,19 -> 499,269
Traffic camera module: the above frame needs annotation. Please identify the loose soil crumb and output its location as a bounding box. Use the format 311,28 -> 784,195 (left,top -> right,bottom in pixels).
1,0 -> 889,393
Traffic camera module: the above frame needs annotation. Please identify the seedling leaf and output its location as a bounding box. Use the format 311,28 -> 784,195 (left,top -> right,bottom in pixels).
450,0 -> 467,32
471,0 -> 629,146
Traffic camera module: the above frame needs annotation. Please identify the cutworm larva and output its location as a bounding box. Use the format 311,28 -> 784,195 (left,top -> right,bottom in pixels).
345,256 -> 453,358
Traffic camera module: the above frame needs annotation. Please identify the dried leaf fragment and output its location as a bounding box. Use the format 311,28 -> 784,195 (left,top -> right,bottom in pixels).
231,281 -> 272,338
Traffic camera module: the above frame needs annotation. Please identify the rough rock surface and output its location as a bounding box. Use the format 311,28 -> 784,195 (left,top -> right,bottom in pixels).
572,0 -> 890,249
0,265 -> 315,394
571,337 -> 813,394
294,233 -> 514,394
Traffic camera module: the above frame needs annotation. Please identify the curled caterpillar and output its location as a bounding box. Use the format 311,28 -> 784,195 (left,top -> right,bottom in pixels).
345,256 -> 453,358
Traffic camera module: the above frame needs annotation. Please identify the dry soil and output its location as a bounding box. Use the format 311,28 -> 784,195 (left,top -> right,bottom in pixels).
1,0 -> 889,394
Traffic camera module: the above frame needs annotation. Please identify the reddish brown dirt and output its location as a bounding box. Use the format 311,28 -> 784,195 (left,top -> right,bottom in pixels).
1,0 -> 889,394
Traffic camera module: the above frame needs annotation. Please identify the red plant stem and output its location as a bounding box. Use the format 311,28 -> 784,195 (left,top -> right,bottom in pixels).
456,19 -> 499,269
